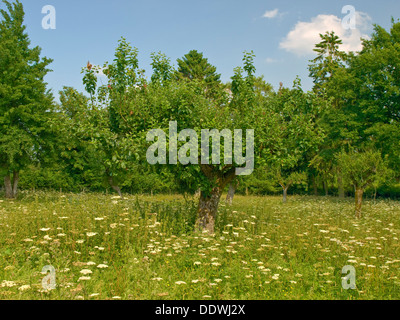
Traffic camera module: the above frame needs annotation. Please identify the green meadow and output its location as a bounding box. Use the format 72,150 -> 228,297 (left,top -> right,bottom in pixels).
1,192 -> 399,300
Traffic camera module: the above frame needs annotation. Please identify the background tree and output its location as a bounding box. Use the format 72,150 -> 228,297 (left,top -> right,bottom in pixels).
308,31 -> 348,93
308,31 -> 357,198
55,87 -> 105,192
337,20 -> 400,176
176,50 -> 222,99
262,78 -> 325,202
81,37 -> 145,198
0,0 -> 54,198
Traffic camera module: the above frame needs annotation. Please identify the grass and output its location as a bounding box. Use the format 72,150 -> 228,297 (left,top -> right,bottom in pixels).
0,191 -> 399,300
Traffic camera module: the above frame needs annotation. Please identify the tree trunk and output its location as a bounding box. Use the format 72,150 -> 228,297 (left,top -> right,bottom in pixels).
4,175 -> 13,199
355,188 -> 364,219
323,180 -> 329,196
196,188 -> 222,234
226,181 -> 238,205
282,186 -> 288,203
337,169 -> 345,199
312,176 -> 318,196
107,176 -> 123,199
196,164 -> 236,234
4,171 -> 19,199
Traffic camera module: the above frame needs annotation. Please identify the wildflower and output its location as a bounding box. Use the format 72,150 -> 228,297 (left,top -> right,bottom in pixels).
86,232 -> 98,237
18,285 -> 31,291
80,269 -> 93,275
97,264 -> 108,269
78,276 -> 91,281
1,280 -> 16,288
175,281 -> 187,285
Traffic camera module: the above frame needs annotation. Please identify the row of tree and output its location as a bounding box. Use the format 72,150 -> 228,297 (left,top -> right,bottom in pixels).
1,1 -> 399,231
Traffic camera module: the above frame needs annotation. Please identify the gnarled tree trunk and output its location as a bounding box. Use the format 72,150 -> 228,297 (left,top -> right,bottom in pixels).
355,188 -> 364,219
197,188 -> 222,233
4,171 -> 19,199
196,164 -> 236,234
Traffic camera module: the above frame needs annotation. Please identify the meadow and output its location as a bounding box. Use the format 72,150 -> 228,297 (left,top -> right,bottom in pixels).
0,191 -> 399,300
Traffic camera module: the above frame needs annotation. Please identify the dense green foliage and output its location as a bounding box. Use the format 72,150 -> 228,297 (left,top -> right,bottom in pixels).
0,0 -> 54,198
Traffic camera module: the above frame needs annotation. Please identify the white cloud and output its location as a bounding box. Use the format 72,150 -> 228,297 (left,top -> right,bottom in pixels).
265,57 -> 278,64
279,12 -> 372,56
263,9 -> 279,19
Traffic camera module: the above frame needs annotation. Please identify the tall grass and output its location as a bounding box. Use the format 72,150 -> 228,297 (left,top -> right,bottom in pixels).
0,191 -> 399,300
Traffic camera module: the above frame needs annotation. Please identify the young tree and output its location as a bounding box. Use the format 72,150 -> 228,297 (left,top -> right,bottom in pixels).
0,0 -> 54,198
336,149 -> 390,218
274,167 -> 307,203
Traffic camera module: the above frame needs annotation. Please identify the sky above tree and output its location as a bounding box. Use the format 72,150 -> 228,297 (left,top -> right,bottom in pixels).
18,0 -> 400,101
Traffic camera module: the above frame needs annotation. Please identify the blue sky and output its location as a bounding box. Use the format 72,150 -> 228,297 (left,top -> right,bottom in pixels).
15,0 -> 400,101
